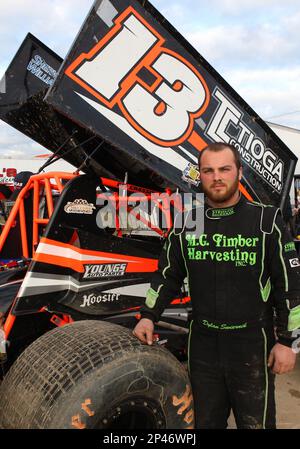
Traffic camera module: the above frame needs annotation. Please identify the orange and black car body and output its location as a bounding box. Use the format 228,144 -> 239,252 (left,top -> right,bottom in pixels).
0,173 -> 191,372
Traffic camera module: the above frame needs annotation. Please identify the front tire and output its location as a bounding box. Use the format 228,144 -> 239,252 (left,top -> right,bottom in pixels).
0,320 -> 193,429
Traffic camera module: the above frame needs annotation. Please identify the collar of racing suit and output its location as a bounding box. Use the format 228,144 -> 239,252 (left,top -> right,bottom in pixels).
205,193 -> 246,220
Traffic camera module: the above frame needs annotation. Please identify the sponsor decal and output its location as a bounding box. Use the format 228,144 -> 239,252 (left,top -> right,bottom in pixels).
206,88 -> 284,193
185,233 -> 258,266
182,163 -> 200,186
64,199 -> 96,214
284,242 -> 296,253
0,176 -> 14,186
0,168 -> 17,186
66,6 -> 210,148
211,207 -> 234,218
27,55 -> 57,86
289,258 -> 300,268
80,292 -> 120,307
83,263 -> 127,278
14,181 -> 24,189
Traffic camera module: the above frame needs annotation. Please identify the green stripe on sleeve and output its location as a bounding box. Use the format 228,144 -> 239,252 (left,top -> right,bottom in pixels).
162,230 -> 174,278
259,233 -> 271,302
261,278 -> 271,302
286,302 -> 300,331
145,288 -> 159,309
187,320 -> 193,375
274,223 -> 288,292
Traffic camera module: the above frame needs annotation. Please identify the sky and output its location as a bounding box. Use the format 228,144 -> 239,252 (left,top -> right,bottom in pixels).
0,0 -> 299,159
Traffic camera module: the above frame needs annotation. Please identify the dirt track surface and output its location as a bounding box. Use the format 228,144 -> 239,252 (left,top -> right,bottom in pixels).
228,355 -> 300,429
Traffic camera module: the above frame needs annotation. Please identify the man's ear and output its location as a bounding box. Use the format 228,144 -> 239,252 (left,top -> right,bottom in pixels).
238,167 -> 243,181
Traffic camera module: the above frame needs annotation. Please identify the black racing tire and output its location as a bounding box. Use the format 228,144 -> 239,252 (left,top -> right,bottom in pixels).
0,185 -> 11,200
0,320 -> 193,429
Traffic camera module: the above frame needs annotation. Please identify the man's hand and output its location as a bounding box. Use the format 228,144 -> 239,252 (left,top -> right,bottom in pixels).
132,318 -> 154,345
268,343 -> 296,374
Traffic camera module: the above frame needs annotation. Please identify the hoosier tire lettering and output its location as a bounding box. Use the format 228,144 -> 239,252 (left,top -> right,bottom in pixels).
80,293 -> 120,307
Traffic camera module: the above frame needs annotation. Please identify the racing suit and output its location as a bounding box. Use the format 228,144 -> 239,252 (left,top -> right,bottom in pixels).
141,196 -> 300,429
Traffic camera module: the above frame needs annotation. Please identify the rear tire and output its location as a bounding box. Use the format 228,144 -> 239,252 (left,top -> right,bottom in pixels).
0,320 -> 193,429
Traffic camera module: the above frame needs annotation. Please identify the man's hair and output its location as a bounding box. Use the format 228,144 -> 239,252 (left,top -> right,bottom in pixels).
198,142 -> 242,170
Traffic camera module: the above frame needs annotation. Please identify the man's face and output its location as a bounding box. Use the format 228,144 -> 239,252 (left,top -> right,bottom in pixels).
199,148 -> 242,205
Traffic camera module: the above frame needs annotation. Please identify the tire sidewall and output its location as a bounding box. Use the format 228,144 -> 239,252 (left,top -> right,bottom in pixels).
47,348 -> 193,429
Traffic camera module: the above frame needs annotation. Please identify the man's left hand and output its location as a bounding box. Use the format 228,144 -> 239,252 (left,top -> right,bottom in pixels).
268,343 -> 296,374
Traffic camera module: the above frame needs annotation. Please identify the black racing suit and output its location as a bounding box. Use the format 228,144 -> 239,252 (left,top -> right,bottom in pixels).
141,196 -> 300,429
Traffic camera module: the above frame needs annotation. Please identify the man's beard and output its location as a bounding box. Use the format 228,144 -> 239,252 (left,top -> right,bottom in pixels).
202,174 -> 240,204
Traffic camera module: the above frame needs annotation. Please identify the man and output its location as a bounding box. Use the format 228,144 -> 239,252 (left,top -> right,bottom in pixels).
133,142 -> 300,429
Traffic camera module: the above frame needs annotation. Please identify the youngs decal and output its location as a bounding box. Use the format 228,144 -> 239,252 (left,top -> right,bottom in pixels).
83,263 -> 127,278
65,6 -> 210,148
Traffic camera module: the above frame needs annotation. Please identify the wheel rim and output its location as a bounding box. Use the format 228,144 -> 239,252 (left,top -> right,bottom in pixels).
100,396 -> 166,429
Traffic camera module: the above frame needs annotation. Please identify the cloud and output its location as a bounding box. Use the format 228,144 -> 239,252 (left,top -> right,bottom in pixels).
0,0 -> 299,160
205,0 -> 297,14
155,0 -> 298,18
0,0 -> 93,68
0,121 -> 46,158
153,0 -> 300,73
221,67 -> 300,128
186,15 -> 300,69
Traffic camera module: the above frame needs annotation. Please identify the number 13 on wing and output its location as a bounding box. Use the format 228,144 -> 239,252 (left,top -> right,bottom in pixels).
65,6 -> 210,148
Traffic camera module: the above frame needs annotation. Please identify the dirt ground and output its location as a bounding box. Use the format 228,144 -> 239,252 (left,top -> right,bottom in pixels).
228,355 -> 300,429
275,354 -> 300,429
